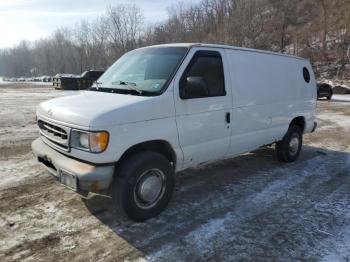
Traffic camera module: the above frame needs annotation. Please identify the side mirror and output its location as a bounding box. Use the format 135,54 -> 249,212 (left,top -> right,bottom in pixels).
180,76 -> 209,99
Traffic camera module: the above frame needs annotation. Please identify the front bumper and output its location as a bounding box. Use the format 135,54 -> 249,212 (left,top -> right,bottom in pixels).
31,138 -> 114,193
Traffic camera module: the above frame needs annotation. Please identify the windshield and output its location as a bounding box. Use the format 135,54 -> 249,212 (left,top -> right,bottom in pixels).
94,47 -> 188,95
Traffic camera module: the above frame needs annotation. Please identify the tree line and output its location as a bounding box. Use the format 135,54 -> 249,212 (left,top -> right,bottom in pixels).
0,0 -> 349,79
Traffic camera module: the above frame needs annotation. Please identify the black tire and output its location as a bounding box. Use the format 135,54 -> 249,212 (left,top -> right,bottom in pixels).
275,125 -> 303,162
112,151 -> 175,222
327,93 -> 333,101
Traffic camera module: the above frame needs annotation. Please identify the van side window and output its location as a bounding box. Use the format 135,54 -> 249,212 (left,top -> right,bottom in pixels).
180,51 -> 225,99
303,67 -> 310,83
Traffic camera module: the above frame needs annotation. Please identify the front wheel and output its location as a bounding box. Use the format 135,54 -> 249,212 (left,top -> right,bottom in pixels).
275,125 -> 303,162
112,151 -> 175,222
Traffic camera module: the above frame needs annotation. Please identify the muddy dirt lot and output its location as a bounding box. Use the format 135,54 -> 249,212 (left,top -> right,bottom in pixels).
0,83 -> 350,261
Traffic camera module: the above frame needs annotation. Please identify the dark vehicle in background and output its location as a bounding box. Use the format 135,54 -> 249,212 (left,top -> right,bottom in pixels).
41,76 -> 52,82
317,83 -> 333,100
53,70 -> 104,90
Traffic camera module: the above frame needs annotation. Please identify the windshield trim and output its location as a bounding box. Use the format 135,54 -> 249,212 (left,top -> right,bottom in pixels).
157,46 -> 191,96
92,46 -> 191,97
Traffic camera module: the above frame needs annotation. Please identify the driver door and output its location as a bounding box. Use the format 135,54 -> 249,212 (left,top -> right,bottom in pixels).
173,48 -> 232,168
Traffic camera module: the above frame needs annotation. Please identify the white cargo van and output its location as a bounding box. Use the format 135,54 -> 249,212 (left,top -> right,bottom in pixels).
32,43 -> 317,221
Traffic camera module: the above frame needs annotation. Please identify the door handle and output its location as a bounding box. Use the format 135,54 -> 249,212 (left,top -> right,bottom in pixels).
226,112 -> 231,124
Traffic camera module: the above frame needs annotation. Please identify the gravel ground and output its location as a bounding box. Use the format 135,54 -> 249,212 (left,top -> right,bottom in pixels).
0,83 -> 349,261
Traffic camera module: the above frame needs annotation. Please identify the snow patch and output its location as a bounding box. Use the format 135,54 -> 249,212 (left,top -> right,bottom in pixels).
332,94 -> 350,102
184,216 -> 226,250
146,155 -> 330,260
320,79 -> 350,90
60,235 -> 76,250
346,155 -> 350,169
317,111 -> 350,130
321,226 -> 350,261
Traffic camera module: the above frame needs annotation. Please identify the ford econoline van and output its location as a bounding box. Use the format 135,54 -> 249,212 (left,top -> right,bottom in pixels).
32,43 -> 317,221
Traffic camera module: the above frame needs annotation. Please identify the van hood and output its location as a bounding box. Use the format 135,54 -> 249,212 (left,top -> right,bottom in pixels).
37,91 -> 173,128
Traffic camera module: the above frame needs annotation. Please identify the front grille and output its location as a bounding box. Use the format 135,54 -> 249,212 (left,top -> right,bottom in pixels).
38,120 -> 70,150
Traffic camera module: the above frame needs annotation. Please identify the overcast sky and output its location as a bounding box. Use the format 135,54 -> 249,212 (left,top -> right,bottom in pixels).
0,0 -> 199,48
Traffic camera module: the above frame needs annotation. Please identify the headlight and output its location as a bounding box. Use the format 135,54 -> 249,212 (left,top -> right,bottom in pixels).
79,132 -> 89,148
71,130 -> 109,153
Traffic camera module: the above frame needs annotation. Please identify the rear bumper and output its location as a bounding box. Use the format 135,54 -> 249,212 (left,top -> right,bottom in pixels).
31,138 -> 114,193
304,119 -> 317,134
310,121 -> 317,133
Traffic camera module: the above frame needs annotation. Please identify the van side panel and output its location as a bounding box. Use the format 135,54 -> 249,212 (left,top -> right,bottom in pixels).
229,51 -> 299,107
297,60 -> 317,133
226,49 -> 316,156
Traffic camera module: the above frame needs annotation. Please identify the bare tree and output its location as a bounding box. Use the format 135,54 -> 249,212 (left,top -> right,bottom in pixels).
0,0 -> 350,80
106,4 -> 144,54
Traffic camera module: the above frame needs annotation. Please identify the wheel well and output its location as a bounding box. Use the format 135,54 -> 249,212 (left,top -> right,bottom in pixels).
118,140 -> 177,168
290,116 -> 305,132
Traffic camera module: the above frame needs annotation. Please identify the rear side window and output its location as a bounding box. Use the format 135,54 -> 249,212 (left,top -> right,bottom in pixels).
303,67 -> 310,83
181,51 -> 225,97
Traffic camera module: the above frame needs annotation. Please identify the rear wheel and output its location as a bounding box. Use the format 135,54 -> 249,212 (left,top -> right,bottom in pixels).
112,151 -> 175,222
275,125 -> 303,162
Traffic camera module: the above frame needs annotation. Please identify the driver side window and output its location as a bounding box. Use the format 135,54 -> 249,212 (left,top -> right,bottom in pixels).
180,50 -> 226,99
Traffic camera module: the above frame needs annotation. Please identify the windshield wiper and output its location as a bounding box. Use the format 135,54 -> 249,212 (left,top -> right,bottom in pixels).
111,81 -> 142,94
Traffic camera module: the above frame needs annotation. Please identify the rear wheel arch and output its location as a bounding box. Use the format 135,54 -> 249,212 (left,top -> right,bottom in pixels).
276,124 -> 303,162
290,116 -> 306,133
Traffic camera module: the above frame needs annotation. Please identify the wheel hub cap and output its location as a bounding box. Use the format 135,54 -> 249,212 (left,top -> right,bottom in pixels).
289,136 -> 299,155
137,170 -> 164,205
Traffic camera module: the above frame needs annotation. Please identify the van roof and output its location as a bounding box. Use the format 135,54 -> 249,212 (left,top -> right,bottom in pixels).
144,43 -> 307,61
